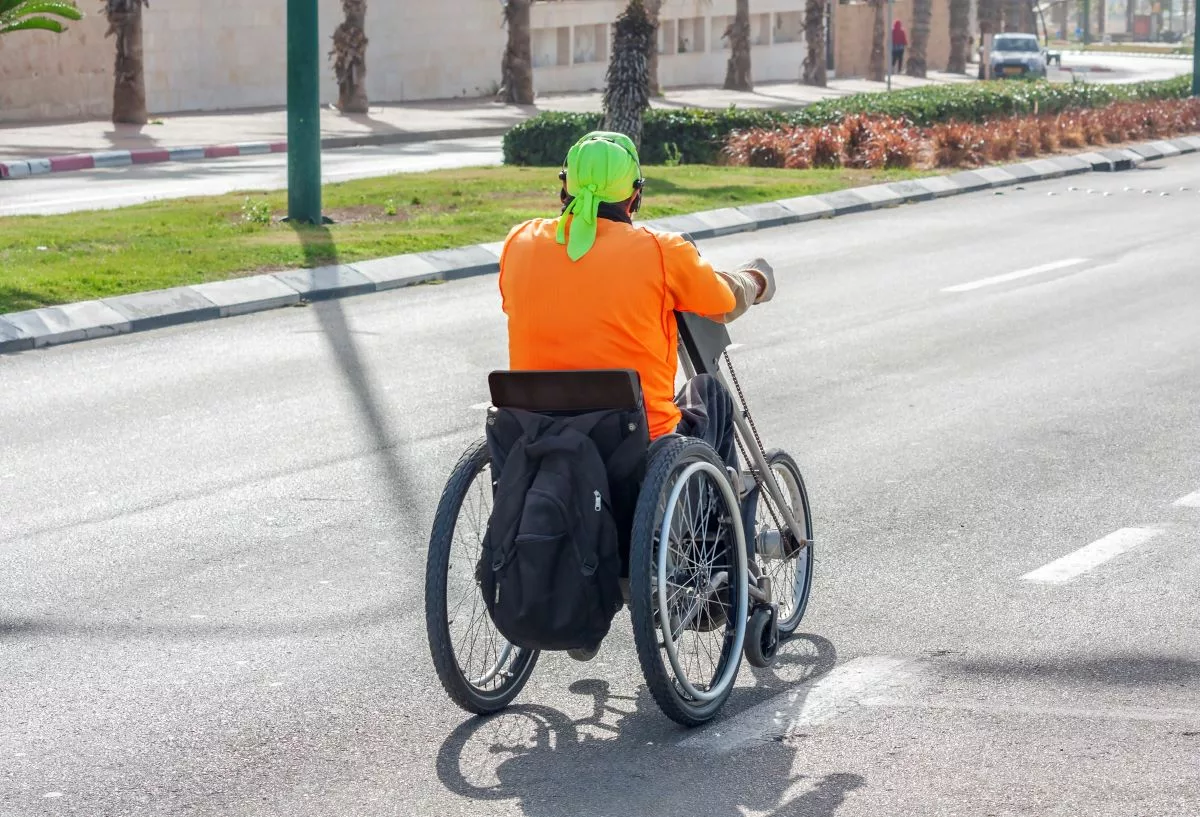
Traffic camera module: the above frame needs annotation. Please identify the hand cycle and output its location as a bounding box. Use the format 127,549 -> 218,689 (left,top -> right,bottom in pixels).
424,298 -> 815,727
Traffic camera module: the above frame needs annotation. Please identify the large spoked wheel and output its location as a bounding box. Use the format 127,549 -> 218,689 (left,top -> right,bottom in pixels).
629,436 -> 750,727
425,440 -> 539,715
753,449 -> 814,638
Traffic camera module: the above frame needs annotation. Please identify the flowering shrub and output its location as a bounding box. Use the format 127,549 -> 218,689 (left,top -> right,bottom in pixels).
721,97 -> 1200,171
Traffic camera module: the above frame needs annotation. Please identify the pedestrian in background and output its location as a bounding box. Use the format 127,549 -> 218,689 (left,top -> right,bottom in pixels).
892,20 -> 908,73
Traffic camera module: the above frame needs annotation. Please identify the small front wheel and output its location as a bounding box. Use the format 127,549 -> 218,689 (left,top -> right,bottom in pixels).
744,604 -> 780,669
425,439 -> 538,715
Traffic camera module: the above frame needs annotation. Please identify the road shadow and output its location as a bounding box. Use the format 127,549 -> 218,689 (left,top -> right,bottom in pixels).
949,653 -> 1200,687
289,221 -> 431,571
435,633 -> 861,817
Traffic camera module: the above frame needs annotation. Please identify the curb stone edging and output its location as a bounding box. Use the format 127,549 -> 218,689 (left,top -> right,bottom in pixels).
0,125 -> 515,180
1,139 -> 1194,355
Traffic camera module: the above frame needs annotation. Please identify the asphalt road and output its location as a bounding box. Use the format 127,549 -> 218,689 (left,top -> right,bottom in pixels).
3,154 -> 1200,816
0,54 -> 1189,218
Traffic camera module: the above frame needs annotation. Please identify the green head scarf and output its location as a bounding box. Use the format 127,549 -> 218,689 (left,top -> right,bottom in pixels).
555,131 -> 643,262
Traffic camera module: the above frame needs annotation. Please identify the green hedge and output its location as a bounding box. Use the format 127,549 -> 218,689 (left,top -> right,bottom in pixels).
501,75 -> 1193,166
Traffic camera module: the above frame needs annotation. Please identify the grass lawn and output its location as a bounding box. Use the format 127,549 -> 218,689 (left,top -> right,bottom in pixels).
0,164 -> 925,314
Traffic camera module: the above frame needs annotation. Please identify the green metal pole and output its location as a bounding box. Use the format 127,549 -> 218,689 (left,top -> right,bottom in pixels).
1083,0 -> 1091,44
287,0 -> 322,224
1193,0 -> 1200,95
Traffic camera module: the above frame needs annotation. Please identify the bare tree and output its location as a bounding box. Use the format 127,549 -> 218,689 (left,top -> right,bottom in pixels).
102,0 -> 148,125
500,0 -> 534,105
907,0 -> 932,75
802,0 -> 827,86
603,0 -> 654,148
330,0 -> 368,113
868,0 -> 886,81
724,0 -> 752,90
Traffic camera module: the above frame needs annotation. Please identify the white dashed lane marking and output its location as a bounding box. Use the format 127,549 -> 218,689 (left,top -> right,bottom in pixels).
1172,490 -> 1200,508
942,258 -> 1089,293
1021,527 -> 1164,584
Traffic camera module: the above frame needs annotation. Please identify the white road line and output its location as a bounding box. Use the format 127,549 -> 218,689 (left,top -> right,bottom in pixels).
1173,490 -> 1200,508
678,656 -> 918,753
942,258 -> 1088,293
1021,527 -> 1163,584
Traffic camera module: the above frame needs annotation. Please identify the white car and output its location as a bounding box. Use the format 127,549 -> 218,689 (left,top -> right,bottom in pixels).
989,33 -> 1049,80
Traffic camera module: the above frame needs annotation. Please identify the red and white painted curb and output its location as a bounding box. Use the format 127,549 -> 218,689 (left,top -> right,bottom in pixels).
0,141 -> 288,180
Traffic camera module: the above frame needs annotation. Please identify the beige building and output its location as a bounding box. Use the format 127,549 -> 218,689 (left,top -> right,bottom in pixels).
1,0 -> 952,124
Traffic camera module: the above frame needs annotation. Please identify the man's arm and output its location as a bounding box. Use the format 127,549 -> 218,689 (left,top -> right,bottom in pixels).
658,231 -> 775,324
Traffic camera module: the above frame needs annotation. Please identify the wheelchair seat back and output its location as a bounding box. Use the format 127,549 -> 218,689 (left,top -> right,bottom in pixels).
485,369 -> 651,567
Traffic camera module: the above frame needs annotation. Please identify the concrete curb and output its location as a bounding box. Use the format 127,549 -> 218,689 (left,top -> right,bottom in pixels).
0,125 -> 514,180
3,138 -> 1196,356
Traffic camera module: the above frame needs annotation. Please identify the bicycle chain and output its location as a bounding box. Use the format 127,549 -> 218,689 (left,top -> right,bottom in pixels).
723,350 -> 787,538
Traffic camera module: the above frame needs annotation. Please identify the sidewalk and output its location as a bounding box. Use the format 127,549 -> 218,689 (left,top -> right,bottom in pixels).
0,71 -> 976,170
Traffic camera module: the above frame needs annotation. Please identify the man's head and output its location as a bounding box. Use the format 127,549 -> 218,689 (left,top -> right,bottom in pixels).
555,131 -> 644,261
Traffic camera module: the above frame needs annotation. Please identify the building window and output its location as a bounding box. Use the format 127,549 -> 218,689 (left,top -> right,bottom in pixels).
659,19 -> 678,55
774,11 -> 804,44
676,16 -> 705,54
573,23 -> 607,64
752,13 -> 771,46
713,15 -> 732,51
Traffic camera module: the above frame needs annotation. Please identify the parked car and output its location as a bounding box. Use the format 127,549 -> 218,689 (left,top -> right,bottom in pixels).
989,33 -> 1049,79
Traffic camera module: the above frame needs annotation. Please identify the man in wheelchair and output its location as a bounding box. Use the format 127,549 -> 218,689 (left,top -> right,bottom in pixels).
499,131 -> 776,475
495,131 -> 776,661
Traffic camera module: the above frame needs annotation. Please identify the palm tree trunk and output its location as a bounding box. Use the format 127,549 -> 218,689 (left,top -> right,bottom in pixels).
331,0 -> 368,113
646,0 -> 663,96
978,0 -> 1001,77
105,0 -> 147,125
724,0 -> 753,90
868,0 -> 886,81
1097,0 -> 1106,34
1004,0 -> 1021,30
802,0 -> 828,86
603,0 -> 654,148
907,0 -> 933,75
501,0 -> 534,105
948,0 -> 970,72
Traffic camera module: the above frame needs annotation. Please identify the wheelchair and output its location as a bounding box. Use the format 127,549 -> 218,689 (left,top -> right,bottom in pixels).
424,311 -> 814,727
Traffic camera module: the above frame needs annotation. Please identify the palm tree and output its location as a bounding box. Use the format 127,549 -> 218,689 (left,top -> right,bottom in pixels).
603,0 -> 654,148
500,0 -> 534,105
947,0 -> 970,72
645,0 -> 663,96
330,0 -> 368,113
724,0 -> 753,90
802,0 -> 827,86
907,0 -> 933,75
102,0 -> 148,125
0,0 -> 81,34
868,0 -> 886,81
1005,0 -> 1029,30
978,0 -> 1001,77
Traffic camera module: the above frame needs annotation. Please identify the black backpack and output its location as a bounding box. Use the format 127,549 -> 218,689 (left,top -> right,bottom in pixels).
480,407 -> 643,651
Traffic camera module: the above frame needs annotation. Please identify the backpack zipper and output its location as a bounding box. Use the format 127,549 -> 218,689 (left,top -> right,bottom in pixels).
594,490 -> 602,512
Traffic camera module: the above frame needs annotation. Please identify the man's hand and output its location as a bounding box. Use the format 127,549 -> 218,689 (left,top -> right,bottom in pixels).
738,258 -> 776,304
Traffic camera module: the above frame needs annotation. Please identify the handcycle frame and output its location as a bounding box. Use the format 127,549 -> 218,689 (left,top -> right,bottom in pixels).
674,310 -> 814,603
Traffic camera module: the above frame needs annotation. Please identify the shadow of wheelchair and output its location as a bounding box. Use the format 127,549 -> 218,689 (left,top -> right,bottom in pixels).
435,632 -> 864,817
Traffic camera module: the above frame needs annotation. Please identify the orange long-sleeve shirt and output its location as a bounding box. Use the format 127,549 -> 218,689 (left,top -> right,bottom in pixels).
499,216 -> 736,439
